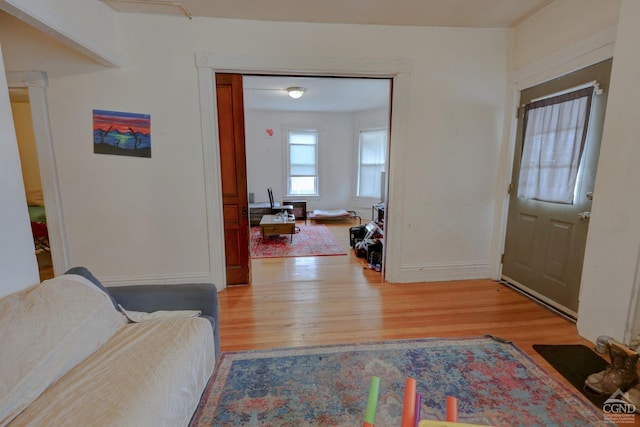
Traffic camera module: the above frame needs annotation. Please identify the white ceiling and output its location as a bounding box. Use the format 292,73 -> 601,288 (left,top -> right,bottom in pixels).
243,76 -> 391,112
102,0 -> 553,28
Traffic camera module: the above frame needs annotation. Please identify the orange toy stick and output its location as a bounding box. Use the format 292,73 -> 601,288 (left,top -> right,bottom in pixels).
446,396 -> 458,422
401,377 -> 417,427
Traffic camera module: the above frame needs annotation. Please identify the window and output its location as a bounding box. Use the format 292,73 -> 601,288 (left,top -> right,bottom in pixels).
287,129 -> 318,196
517,86 -> 594,204
357,129 -> 387,198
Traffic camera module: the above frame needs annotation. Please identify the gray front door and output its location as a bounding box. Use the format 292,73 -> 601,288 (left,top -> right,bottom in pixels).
502,59 -> 612,317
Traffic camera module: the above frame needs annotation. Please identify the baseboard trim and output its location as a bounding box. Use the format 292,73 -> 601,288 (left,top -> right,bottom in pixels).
397,261 -> 491,283
99,272 -> 218,289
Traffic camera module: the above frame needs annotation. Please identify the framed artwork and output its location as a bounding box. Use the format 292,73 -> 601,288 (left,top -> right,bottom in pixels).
93,109 -> 151,158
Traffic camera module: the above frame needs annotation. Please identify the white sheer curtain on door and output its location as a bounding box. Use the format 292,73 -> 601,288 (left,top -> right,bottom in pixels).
517,87 -> 594,204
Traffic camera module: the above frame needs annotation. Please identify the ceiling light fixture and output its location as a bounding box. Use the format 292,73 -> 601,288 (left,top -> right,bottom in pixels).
287,87 -> 305,99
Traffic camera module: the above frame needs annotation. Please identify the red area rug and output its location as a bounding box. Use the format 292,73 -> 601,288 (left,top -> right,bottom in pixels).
250,224 -> 347,258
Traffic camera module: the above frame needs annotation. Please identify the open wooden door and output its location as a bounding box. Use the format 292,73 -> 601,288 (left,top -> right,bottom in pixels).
216,73 -> 250,285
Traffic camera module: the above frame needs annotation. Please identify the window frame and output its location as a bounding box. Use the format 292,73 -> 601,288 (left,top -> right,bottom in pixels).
283,125 -> 320,197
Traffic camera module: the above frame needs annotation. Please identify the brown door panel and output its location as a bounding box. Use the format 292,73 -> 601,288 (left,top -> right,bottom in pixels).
216,73 -> 250,285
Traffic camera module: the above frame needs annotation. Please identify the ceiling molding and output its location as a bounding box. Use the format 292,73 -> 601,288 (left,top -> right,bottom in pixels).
100,0 -> 192,19
105,0 -> 552,28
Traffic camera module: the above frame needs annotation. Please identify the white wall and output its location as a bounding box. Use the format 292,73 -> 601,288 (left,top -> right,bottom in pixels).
1,11 -> 509,285
244,110 -> 354,213
397,49 -> 506,274
0,0 -> 121,66
245,107 -> 389,218
0,41 -> 40,297
577,0 -> 640,344
511,0 -> 620,70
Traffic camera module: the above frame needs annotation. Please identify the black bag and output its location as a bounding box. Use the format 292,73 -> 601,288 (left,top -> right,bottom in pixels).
366,242 -> 383,264
349,226 -> 366,248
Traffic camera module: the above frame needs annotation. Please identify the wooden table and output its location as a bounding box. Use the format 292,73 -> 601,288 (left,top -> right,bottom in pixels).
259,214 -> 296,242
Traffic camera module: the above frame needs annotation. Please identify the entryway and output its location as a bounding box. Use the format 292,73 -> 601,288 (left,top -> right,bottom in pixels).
215,72 -> 392,287
9,88 -> 53,281
7,71 -> 69,279
502,59 -> 613,318
196,53 -> 409,290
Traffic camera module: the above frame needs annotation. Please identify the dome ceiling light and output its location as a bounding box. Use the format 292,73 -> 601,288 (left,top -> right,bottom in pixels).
287,87 -> 306,99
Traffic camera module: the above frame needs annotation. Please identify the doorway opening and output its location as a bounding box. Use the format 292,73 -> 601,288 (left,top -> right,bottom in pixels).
7,71 -> 68,280
242,75 -> 392,268
9,88 -> 53,281
197,53 -> 407,290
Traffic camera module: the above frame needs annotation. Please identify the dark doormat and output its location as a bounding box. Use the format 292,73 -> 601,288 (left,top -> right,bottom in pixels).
533,344 -> 610,408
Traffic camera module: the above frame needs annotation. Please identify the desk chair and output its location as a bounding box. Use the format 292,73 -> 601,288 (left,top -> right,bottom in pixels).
268,187 -> 294,215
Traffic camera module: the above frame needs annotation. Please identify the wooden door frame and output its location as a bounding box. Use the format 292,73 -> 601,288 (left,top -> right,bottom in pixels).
196,52 -> 410,290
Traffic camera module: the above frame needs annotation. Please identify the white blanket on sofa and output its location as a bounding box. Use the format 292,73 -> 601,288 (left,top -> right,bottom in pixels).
0,275 -> 127,426
9,317 -> 215,427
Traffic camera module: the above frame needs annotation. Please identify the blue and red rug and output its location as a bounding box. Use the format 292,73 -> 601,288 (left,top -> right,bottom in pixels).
190,336 -> 607,426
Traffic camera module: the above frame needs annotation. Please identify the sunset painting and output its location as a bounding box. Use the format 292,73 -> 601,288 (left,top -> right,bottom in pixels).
93,109 -> 151,158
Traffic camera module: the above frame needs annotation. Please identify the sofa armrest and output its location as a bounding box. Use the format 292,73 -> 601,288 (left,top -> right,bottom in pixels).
107,283 -> 220,357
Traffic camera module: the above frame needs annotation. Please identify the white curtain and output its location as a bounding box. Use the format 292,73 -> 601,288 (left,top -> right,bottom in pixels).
358,130 -> 387,198
517,87 -> 594,204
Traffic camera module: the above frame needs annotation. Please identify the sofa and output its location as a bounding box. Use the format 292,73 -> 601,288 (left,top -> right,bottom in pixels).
0,267 -> 220,427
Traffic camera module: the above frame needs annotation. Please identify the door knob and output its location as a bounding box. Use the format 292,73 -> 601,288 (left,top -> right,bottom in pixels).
578,211 -> 591,222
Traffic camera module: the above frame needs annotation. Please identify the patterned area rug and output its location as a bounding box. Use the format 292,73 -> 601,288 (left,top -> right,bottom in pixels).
250,224 -> 347,258
190,336 -> 607,426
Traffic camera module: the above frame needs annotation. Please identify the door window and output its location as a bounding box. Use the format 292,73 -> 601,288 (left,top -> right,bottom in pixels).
517,86 -> 595,204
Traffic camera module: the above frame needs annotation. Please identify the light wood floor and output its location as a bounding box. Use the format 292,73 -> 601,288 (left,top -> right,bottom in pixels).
37,251 -> 54,281
218,221 -> 599,392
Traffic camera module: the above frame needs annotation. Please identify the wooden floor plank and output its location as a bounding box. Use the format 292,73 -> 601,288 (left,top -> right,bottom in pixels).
217,221 -> 601,395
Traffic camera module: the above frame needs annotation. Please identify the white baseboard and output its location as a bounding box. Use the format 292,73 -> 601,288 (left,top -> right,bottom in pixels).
396,261 -> 491,283
99,272 -> 219,289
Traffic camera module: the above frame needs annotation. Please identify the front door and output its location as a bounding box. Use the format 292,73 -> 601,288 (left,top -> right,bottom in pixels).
502,59 -> 612,316
216,73 -> 250,285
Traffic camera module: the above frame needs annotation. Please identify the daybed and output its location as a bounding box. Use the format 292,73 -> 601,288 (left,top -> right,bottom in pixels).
309,208 -> 362,224
0,267 -> 219,427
